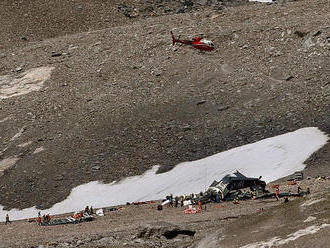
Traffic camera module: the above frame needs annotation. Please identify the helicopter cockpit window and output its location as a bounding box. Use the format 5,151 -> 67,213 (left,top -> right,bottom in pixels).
202,39 -> 215,47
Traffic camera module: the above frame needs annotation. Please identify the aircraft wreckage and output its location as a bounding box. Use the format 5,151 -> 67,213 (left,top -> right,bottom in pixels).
208,171 -> 266,199
196,171 -> 267,203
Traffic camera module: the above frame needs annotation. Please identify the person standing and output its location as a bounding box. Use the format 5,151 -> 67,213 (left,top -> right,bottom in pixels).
174,196 -> 179,208
37,216 -> 42,226
275,187 -> 280,201
215,192 -> 221,203
297,186 -> 302,195
198,200 -> 202,210
46,214 -> 51,223
180,196 -> 184,207
5,214 -> 11,225
169,194 -> 173,207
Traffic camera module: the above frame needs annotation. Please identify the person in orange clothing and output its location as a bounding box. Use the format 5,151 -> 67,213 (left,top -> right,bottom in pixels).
37,216 -> 42,225
275,187 -> 280,201
198,200 -> 202,210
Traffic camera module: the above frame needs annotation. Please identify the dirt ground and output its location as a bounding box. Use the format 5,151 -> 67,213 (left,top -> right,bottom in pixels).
1,177 -> 330,247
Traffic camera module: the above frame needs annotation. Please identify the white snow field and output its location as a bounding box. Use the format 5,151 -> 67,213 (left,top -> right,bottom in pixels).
0,127 -> 328,221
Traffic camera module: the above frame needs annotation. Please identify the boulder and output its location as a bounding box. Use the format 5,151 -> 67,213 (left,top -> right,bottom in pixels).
137,222 -> 195,239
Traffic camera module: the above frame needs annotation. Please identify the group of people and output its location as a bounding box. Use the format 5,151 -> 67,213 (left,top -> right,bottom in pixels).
165,193 -> 198,208
165,194 -> 182,207
37,212 -> 51,225
84,206 -> 94,215
274,185 -> 310,201
73,206 -> 94,219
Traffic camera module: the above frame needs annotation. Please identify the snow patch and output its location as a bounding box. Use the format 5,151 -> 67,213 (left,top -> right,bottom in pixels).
241,224 -> 330,248
301,198 -> 326,207
0,127 -> 328,221
10,127 -> 25,141
304,216 -> 316,223
0,67 -> 54,99
33,146 -> 45,154
18,141 -> 33,148
0,156 -> 19,175
0,116 -> 10,123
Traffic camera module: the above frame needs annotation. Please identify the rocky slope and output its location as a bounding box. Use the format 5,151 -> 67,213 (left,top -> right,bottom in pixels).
0,0 -> 330,212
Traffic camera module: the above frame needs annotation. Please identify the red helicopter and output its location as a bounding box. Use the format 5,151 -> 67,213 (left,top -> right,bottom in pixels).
170,31 -> 215,51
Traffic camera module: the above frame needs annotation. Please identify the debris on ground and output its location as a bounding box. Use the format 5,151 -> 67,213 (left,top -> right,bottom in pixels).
184,205 -> 202,214
96,209 -> 104,216
40,212 -> 93,226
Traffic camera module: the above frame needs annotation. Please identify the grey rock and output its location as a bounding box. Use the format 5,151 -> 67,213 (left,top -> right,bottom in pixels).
285,75 -> 294,81
156,164 -> 174,174
92,166 -> 101,170
197,100 -> 207,105
51,52 -> 63,57
176,8 -> 185,14
58,242 -> 71,247
303,37 -> 314,48
217,105 -> 229,111
197,0 -> 220,6
183,125 -> 192,131
136,221 -> 195,239
47,241 -> 59,247
270,69 -> 293,81
54,175 -> 64,181
134,238 -> 145,243
15,66 -> 23,72
323,81 -> 330,87
184,0 -> 194,6
311,30 -> 322,37
76,240 -> 84,246
96,236 -> 118,245
294,30 -> 307,38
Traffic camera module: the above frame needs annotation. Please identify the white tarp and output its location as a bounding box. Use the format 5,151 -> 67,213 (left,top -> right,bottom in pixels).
96,209 -> 104,216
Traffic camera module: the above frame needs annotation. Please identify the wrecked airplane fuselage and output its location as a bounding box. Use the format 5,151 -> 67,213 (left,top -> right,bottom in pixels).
207,171 -> 266,200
